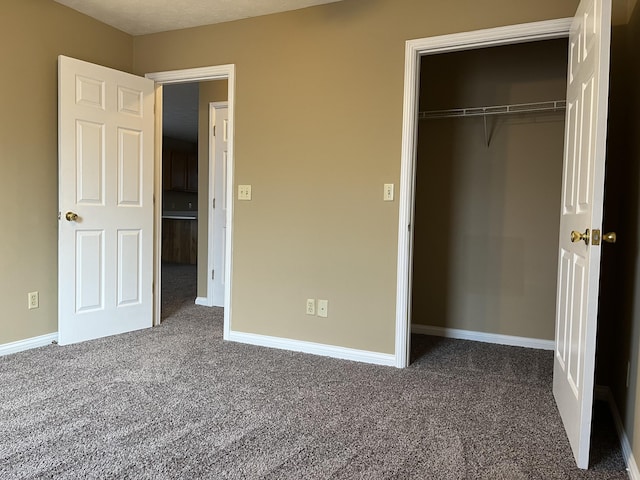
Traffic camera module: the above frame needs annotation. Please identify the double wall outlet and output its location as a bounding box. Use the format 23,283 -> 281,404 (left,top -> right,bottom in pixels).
28,291 -> 39,310
238,185 -> 252,200
306,299 -> 316,315
383,183 -> 394,201
306,298 -> 328,317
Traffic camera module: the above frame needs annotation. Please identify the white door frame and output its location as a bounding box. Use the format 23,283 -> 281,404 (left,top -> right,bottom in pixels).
207,101 -> 228,307
146,65 -> 235,341
394,19 -> 572,368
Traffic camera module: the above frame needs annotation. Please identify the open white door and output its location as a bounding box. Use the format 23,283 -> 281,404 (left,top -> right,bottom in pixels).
553,0 -> 611,469
58,56 -> 155,345
210,103 -> 228,307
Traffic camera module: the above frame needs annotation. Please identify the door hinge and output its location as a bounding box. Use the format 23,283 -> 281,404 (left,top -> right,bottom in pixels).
213,198 -> 216,209
212,270 -> 215,280
213,125 -> 216,137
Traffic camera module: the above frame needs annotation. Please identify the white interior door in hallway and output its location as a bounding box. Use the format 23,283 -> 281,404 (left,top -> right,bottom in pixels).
209,102 -> 229,307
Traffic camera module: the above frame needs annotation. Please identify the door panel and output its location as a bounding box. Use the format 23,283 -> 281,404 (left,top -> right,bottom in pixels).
76,230 -> 104,313
117,229 -> 142,306
76,120 -> 105,204
118,129 -> 143,205
553,0 -> 611,469
58,55 -> 155,345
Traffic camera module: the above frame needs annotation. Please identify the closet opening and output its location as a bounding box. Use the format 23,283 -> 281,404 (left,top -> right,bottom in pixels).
409,38 -> 569,360
396,12 -> 615,468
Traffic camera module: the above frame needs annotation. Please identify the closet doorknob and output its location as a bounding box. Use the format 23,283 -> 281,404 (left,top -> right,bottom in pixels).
602,232 -> 617,244
65,211 -> 79,222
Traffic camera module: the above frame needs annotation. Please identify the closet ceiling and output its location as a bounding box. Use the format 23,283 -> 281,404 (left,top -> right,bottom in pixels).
53,0 -> 344,35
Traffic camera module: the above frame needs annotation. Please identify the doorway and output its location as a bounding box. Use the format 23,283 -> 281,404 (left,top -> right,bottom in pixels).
146,65 -> 235,340
394,18 -> 573,367
395,5 -> 613,468
158,81 -> 229,319
410,39 -> 568,352
160,83 -> 199,318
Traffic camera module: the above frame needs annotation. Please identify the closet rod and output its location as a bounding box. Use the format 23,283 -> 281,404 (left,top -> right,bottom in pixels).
419,100 -> 566,120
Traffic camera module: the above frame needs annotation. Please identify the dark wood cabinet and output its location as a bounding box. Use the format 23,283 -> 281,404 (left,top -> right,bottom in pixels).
186,153 -> 198,192
163,138 -> 198,192
162,218 -> 197,264
169,151 -> 187,191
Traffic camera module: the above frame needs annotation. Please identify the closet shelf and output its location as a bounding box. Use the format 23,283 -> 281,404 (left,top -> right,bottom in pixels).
419,100 -> 566,147
418,100 -> 566,120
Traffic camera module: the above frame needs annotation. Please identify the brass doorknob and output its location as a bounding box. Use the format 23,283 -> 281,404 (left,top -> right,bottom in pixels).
571,229 -> 590,245
65,211 -> 79,222
603,232 -> 617,243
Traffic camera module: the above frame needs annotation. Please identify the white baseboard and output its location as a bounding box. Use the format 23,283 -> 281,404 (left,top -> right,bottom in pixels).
411,324 -> 555,351
195,297 -> 212,307
226,330 -> 396,367
0,332 -> 58,357
596,385 -> 639,480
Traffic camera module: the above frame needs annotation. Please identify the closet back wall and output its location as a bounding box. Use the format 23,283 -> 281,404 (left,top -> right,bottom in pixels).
412,39 -> 568,341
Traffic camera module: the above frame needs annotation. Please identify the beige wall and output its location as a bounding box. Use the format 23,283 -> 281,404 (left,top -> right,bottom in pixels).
412,40 -> 567,340
0,0 -> 133,345
197,80 -> 228,298
133,0 -> 579,354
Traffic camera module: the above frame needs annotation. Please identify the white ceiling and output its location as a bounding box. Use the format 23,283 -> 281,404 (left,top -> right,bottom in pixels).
53,0 -> 344,35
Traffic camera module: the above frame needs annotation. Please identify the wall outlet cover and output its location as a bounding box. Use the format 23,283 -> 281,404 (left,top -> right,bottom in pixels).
238,185 -> 252,200
28,291 -> 39,310
318,299 -> 328,318
306,298 -> 316,315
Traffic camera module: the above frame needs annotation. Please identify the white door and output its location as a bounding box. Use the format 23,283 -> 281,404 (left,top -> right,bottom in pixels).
553,0 -> 611,469
210,103 -> 228,307
58,56 -> 155,345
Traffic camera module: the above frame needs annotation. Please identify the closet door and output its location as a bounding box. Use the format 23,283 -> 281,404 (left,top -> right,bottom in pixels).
553,0 -> 611,470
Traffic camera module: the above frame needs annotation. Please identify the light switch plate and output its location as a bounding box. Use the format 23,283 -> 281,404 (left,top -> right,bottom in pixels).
238,185 -> 252,200
384,184 -> 394,201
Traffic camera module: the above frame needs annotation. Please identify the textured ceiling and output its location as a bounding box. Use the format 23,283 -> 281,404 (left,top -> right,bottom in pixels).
53,0 -> 344,35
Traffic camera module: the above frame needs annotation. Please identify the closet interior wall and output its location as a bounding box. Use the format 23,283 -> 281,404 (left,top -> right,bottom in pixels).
412,39 -> 569,341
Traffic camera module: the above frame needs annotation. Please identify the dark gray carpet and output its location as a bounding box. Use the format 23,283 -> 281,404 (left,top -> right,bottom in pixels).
0,264 -> 628,479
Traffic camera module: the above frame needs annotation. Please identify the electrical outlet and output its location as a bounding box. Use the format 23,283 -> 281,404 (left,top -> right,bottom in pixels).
317,299 -> 328,318
306,299 -> 315,315
384,183 -> 394,201
238,185 -> 252,200
28,291 -> 39,310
